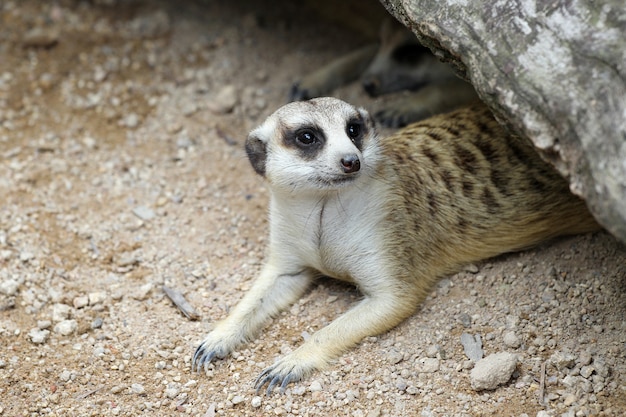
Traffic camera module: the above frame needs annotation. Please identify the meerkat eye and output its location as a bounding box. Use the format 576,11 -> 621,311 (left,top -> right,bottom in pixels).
347,123 -> 361,140
295,129 -> 317,145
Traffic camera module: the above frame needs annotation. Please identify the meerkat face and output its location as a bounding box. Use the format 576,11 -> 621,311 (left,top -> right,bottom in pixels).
246,98 -> 379,193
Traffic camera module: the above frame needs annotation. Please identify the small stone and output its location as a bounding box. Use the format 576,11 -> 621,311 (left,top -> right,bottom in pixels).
464,264 -> 479,273
459,313 -> 472,328
0,279 -> 20,296
111,385 -> 125,394
503,331 -> 521,349
580,365 -> 594,379
387,349 -> 404,364
37,320 -> 52,330
121,113 -> 140,128
578,351 -> 592,366
132,206 -> 155,221
396,379 -> 408,391
73,295 -> 89,309
54,319 -> 78,336
207,85 -> 238,114
563,393 -> 577,406
131,383 -> 145,395
51,303 -> 72,322
59,370 -> 73,382
91,317 -> 104,329
20,251 -> 34,262
165,387 -> 180,399
88,292 -> 107,305
23,27 -> 59,48
415,357 -> 440,373
132,282 -> 153,300
231,395 -> 244,405
309,380 -> 323,392
28,328 -> 50,344
550,351 -> 576,370
460,333 -> 483,362
470,352 -> 518,391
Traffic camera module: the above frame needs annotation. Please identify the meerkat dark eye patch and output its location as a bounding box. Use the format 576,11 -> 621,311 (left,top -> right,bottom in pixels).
346,117 -> 366,151
282,125 -> 325,160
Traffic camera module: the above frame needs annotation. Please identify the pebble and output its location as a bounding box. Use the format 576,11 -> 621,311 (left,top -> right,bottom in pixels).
207,85 -> 238,114
387,349 -> 404,364
132,282 -> 154,300
550,351 -> 575,370
37,320 -> 51,330
415,357 -> 440,373
0,278 -> 20,296
165,387 -> 180,398
28,328 -> 50,344
59,370 -> 73,382
121,113 -> 140,128
23,27 -> 59,48
503,331 -> 521,349
54,319 -> 78,336
251,396 -> 262,407
91,317 -> 104,329
88,292 -> 107,305
52,303 -> 72,322
470,352 -> 518,391
73,295 -> 89,309
132,205 -> 156,221
578,351 -> 592,366
231,395 -> 244,405
131,383 -> 146,395
20,251 -> 34,263
580,365 -> 594,379
460,333 -> 483,362
309,380 -> 323,392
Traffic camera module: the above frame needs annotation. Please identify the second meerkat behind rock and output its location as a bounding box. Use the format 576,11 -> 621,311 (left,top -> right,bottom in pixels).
193,98 -> 600,393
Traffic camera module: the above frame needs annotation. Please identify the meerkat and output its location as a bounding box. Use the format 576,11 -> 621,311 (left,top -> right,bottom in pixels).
289,18 -> 477,127
192,98 -> 600,394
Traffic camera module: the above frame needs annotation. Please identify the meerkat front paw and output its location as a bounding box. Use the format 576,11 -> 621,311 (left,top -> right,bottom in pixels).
254,349 -> 325,395
192,331 -> 239,372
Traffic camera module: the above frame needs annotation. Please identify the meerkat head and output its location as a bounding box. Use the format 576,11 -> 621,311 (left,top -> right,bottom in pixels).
246,97 -> 379,193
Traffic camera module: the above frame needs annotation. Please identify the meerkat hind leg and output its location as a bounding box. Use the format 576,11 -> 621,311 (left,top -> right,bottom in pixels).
192,266 -> 314,371
255,289 -> 417,394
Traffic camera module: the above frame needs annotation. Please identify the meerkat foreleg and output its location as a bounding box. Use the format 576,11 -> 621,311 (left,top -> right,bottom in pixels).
192,264 -> 314,372
255,283 -> 419,394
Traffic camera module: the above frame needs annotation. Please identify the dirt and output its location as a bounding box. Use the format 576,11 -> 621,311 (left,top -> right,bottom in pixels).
0,1 -> 625,416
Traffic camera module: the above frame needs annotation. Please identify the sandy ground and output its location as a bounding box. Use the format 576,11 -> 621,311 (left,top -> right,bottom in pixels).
1,1 -> 625,416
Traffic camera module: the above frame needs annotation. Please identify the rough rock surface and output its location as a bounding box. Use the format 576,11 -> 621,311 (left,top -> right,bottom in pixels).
380,0 -> 626,244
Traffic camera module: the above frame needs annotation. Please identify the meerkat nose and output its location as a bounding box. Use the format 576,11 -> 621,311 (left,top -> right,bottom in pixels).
340,154 -> 361,173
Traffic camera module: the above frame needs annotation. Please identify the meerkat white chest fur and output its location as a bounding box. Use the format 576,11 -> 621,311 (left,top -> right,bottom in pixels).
192,97 -> 599,394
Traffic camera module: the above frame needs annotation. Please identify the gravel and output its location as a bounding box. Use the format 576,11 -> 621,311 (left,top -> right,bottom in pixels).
0,1 -> 624,416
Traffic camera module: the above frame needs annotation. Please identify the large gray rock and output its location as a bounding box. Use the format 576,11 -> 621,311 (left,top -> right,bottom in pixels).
380,0 -> 626,244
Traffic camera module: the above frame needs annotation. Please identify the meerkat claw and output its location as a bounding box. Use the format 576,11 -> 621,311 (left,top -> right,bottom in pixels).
254,366 -> 298,395
191,345 -> 217,372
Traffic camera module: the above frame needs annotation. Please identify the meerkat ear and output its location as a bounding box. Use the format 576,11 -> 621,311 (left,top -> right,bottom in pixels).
357,107 -> 376,131
245,128 -> 268,177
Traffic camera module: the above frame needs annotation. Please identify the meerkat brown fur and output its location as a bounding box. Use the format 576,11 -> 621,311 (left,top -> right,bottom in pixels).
192,98 -> 599,393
